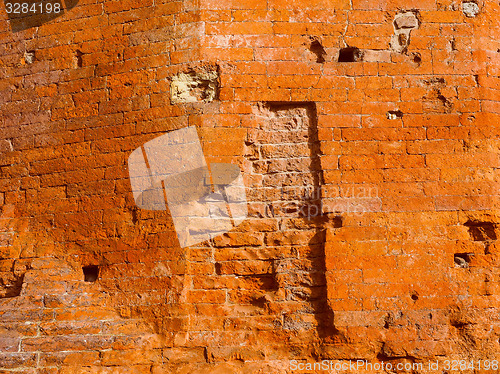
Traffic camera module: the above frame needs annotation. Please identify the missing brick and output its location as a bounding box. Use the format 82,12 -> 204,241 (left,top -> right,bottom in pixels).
310,39 -> 327,63
250,292 -> 273,308
74,49 -> 83,68
170,65 -> 219,104
386,110 -> 403,120
338,47 -> 364,62
454,253 -> 472,268
83,265 -> 99,282
0,274 -> 24,299
464,219 -> 497,254
464,220 -> 497,241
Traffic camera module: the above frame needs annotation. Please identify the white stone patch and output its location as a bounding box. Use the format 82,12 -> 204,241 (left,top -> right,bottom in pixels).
462,1 -> 480,17
390,11 -> 420,54
170,69 -> 218,104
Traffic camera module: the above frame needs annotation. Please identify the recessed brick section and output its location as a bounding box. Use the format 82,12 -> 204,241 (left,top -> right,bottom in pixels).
244,102 -> 322,219
214,102 -> 335,341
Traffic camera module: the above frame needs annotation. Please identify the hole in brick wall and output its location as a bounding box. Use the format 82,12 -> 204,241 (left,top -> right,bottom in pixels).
454,253 -> 472,268
83,265 -> 99,282
338,47 -> 363,62
74,50 -> 83,68
310,39 -> 327,63
464,220 -> 497,241
24,50 -> 35,64
0,274 -> 24,299
412,52 -> 422,65
399,33 -> 408,46
250,293 -> 273,308
411,292 -> 419,301
131,208 -> 139,224
215,262 -> 222,275
332,215 -> 343,228
386,110 -> 403,120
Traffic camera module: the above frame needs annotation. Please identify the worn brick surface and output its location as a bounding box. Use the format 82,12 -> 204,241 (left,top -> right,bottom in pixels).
0,0 -> 499,372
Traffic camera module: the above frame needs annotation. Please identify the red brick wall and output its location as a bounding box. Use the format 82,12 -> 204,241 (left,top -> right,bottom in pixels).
1,0 -> 499,372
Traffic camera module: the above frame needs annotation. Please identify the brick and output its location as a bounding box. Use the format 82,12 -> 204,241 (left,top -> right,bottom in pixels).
206,22 -> 273,35
349,10 -> 387,23
0,353 -> 37,369
101,349 -> 161,366
39,351 -> 100,366
21,336 -> 115,352
187,290 -> 227,304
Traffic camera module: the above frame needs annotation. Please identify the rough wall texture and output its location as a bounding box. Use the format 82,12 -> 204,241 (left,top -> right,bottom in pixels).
0,0 -> 499,372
